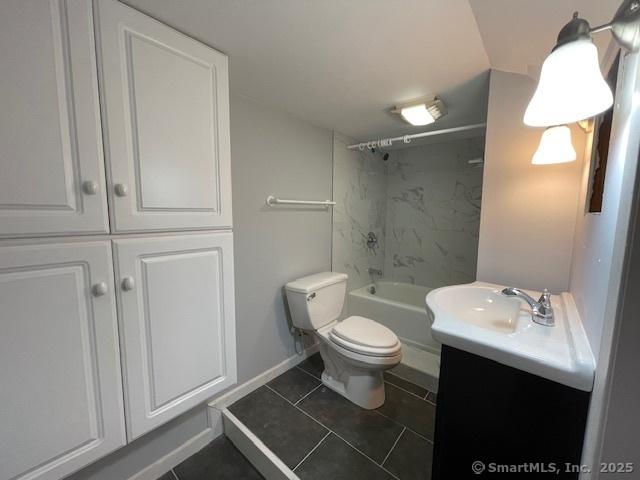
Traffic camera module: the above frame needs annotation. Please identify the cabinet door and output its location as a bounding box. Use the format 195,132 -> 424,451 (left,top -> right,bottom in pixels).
113,233 -> 236,440
0,241 -> 125,480
0,0 -> 109,238
95,0 -> 232,233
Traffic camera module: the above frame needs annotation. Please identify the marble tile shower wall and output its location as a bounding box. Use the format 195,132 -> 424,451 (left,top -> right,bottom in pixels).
383,137 -> 485,288
332,132 -> 485,291
332,132 -> 387,293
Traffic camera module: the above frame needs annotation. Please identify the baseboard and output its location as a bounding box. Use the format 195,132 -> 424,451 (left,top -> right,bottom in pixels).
224,409 -> 299,480
208,343 -> 319,436
128,427 -> 214,480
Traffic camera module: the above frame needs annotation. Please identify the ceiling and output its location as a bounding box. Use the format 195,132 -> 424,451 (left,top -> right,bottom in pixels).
123,0 -> 622,142
469,0 -> 619,77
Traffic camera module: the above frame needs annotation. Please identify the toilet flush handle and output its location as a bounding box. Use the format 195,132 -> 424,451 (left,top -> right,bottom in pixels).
307,292 -> 316,301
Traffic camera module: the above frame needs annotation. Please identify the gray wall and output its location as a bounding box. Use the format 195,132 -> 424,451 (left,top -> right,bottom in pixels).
477,70 -> 586,293
69,93 -> 333,479
231,93 -> 333,382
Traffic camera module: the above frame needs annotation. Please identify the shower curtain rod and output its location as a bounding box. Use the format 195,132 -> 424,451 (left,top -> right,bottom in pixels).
346,123 -> 487,151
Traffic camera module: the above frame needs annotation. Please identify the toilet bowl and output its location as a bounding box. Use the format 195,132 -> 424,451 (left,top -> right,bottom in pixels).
285,272 -> 402,409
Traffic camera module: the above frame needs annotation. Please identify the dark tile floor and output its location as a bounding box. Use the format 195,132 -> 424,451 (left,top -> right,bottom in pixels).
157,435 -> 264,480
228,353 -> 437,480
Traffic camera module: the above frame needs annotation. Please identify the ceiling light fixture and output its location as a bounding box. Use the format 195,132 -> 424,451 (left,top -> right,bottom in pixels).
393,97 -> 447,126
524,0 -> 640,127
532,125 -> 577,165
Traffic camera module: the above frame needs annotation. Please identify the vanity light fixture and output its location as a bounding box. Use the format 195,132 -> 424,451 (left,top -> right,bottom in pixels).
393,97 -> 447,126
524,0 -> 640,127
532,125 -> 577,165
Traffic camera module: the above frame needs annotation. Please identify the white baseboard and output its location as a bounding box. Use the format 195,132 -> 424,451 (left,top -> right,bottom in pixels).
224,409 -> 299,480
208,344 -> 319,436
128,428 -> 214,480
128,345 -> 318,480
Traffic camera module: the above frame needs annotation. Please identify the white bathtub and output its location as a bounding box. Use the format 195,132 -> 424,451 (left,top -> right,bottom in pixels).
348,281 -> 440,355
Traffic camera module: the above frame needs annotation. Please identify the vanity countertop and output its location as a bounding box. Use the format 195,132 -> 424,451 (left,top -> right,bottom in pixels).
426,281 -> 596,391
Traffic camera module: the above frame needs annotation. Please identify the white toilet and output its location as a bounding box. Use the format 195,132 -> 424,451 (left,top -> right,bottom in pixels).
285,272 -> 402,409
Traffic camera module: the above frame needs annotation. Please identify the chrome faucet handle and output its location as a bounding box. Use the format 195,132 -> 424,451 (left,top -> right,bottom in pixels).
538,289 -> 552,308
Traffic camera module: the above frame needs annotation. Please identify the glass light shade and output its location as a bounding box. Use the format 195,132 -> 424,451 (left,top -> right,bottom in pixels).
524,39 -> 613,127
532,125 -> 577,165
400,104 -> 436,126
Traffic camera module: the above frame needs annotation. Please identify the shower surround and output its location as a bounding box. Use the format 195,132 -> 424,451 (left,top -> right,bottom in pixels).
332,133 -> 484,290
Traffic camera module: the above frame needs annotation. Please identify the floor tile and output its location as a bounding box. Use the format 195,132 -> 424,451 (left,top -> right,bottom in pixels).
296,353 -> 324,379
156,472 -> 176,480
295,433 -> 395,480
298,386 -> 404,464
228,386 -> 328,469
376,383 -> 436,440
267,367 -> 321,404
383,429 -> 433,480
426,391 -> 437,404
174,436 -> 263,480
384,372 -> 429,398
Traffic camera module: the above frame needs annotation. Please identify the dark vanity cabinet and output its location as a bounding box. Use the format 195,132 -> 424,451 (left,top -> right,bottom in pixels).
432,346 -> 591,479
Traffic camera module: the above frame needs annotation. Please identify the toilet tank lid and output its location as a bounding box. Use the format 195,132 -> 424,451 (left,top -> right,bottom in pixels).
285,272 -> 348,293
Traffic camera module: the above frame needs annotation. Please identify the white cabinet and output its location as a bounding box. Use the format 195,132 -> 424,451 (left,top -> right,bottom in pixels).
0,0 -> 237,475
113,233 -> 236,440
0,241 -> 125,480
0,0 -> 109,238
95,0 -> 232,233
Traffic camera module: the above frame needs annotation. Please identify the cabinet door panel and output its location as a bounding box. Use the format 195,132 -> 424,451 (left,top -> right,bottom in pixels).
96,0 -> 232,232
0,241 -> 125,480
113,233 -> 236,440
0,0 -> 108,237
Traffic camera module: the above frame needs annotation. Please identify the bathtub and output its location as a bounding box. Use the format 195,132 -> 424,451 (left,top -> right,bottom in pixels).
348,281 -> 440,355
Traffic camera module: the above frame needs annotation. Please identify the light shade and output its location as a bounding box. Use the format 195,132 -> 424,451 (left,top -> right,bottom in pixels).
532,125 -> 577,165
524,39 -> 613,127
400,104 -> 436,126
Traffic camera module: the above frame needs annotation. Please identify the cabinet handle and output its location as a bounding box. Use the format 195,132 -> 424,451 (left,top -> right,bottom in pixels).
82,180 -> 99,195
92,282 -> 108,297
114,183 -> 128,197
121,276 -> 135,291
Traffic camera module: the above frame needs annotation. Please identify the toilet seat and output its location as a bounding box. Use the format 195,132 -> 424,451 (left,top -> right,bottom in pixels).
329,316 -> 401,357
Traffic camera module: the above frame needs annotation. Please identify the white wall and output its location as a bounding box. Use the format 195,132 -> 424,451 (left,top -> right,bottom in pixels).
477,70 -> 586,293
598,170 -> 640,473
69,93 -> 333,479
570,50 -> 640,478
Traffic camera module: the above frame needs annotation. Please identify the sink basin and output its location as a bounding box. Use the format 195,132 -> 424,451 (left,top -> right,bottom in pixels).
435,286 -> 523,333
426,282 -> 595,391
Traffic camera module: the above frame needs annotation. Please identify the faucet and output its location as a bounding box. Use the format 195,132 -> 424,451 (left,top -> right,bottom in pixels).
501,287 -> 555,326
367,267 -> 383,277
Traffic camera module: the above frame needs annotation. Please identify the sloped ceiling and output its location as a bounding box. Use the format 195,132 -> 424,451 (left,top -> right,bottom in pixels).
122,0 -> 621,142
469,0 -> 619,77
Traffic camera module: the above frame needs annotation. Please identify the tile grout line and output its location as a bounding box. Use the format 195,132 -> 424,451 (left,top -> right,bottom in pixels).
374,409 -> 434,445
292,431 -> 331,472
381,427 -> 406,467
171,468 -> 179,480
295,365 -> 322,381
294,383 -> 323,406
289,367 -> 436,441
265,384 -> 401,480
384,379 -> 432,403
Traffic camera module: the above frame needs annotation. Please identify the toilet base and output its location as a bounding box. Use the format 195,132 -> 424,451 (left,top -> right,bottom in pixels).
317,339 -> 398,409
321,369 -> 385,410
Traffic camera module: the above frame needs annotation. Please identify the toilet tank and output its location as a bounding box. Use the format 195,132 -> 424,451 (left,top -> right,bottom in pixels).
285,272 -> 348,331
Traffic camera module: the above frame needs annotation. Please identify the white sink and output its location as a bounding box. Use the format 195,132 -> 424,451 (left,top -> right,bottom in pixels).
426,281 -> 595,391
